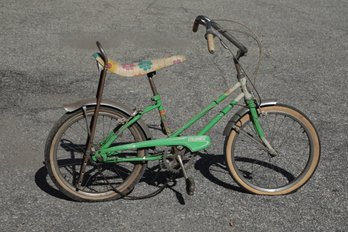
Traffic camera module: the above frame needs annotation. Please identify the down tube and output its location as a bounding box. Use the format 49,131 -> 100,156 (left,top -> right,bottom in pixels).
170,98 -> 225,137
198,93 -> 244,135
170,82 -> 242,138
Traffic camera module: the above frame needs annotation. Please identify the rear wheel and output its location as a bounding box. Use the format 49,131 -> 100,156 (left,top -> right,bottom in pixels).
224,104 -> 320,195
45,106 -> 147,201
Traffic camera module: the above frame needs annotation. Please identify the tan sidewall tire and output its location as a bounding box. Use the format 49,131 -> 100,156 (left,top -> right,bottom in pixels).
225,105 -> 320,195
45,107 -> 146,201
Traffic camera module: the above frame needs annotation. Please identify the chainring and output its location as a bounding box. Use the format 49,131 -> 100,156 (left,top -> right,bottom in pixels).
161,147 -> 196,174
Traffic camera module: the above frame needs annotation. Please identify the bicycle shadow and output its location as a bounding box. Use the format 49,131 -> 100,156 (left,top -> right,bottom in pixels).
34,163 -> 185,203
35,165 -> 73,201
35,152 -> 264,203
194,153 -> 248,194
35,152 -> 252,203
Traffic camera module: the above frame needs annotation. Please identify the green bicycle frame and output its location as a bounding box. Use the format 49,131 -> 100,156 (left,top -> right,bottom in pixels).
91,74 -> 268,163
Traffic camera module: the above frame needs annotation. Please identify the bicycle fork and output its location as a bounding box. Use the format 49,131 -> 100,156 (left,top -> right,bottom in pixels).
236,60 -> 277,156
247,99 -> 278,156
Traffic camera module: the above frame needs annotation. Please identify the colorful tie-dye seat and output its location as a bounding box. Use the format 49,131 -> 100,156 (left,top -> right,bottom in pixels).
93,53 -> 186,77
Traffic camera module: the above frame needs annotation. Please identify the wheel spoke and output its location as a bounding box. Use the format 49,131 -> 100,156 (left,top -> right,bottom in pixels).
236,125 -> 267,151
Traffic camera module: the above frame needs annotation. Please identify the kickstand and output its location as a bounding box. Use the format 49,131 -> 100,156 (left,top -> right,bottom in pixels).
177,154 -> 195,195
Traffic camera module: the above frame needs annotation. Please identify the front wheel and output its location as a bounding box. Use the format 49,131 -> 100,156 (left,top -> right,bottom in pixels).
224,104 -> 320,195
45,106 -> 147,201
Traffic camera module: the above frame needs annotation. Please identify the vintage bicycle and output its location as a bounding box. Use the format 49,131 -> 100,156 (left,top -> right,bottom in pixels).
45,15 -> 320,201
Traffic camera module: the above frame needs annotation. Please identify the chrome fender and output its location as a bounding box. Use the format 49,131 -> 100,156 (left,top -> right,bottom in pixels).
63,98 -> 152,139
223,99 -> 278,136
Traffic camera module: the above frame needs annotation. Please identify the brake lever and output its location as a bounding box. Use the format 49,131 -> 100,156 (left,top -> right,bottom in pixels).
206,28 -> 229,50
211,28 -> 229,49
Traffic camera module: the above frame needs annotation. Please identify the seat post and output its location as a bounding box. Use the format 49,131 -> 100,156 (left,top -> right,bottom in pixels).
146,71 -> 172,135
147,71 -> 159,96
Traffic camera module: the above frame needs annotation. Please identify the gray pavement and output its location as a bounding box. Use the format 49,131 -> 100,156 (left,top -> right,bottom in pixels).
1,0 -> 347,231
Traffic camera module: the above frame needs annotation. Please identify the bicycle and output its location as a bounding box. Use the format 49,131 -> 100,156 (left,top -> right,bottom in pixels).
45,15 -> 320,201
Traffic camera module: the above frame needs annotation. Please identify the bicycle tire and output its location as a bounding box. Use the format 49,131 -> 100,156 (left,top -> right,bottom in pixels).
224,104 -> 320,195
45,106 -> 147,201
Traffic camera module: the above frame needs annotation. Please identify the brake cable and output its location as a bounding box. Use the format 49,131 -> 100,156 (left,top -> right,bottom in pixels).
213,19 -> 263,107
210,31 -> 262,108
214,19 -> 263,84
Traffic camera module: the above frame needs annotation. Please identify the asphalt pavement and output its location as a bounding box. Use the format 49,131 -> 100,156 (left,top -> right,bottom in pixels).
0,0 -> 347,231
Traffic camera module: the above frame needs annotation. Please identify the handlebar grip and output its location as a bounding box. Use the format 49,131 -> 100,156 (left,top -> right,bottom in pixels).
206,33 -> 215,54
192,20 -> 199,32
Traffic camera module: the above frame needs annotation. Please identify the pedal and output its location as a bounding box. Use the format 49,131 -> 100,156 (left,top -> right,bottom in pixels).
186,177 -> 195,196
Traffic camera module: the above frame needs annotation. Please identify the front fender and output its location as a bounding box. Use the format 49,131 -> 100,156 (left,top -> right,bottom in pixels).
223,99 -> 278,136
63,98 -> 152,139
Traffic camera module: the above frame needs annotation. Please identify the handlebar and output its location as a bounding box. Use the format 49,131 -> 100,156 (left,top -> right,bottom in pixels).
192,15 -> 248,58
